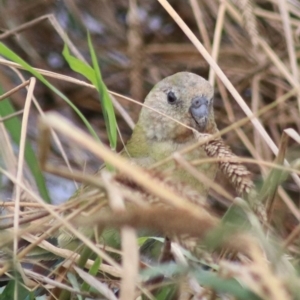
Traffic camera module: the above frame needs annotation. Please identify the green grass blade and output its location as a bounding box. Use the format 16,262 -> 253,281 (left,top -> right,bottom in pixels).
192,268 -> 261,299
62,37 -> 117,150
0,87 -> 51,202
0,42 -> 99,142
87,32 -> 117,150
62,45 -> 96,86
81,257 -> 101,293
0,278 -> 34,300
67,272 -> 83,300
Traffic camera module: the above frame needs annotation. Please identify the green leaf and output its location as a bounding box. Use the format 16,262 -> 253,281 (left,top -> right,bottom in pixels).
0,278 -> 34,300
62,45 -> 96,85
141,262 -> 260,299
221,201 -> 251,229
81,257 -> 101,293
63,35 -> 117,151
138,236 -> 164,247
155,285 -> 177,300
87,32 -> 117,150
67,272 -> 83,300
258,162 -> 286,204
140,262 -> 187,280
192,268 -> 261,299
0,42 -> 99,143
0,87 -> 50,203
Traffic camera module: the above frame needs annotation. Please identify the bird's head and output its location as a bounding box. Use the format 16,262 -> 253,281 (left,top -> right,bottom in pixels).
138,72 -> 216,143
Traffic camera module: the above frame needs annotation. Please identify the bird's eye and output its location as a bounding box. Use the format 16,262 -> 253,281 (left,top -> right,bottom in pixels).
167,91 -> 177,104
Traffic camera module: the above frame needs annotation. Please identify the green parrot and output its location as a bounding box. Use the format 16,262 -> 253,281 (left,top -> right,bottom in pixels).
124,71 -> 218,193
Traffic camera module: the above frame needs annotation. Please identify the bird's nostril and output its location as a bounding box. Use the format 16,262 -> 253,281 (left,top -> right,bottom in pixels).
192,98 -> 202,107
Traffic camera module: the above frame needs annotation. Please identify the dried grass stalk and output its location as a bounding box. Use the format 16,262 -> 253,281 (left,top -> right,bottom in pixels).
231,0 -> 259,47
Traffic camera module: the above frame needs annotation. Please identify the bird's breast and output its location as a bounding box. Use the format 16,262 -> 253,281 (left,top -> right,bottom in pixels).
148,139 -> 218,197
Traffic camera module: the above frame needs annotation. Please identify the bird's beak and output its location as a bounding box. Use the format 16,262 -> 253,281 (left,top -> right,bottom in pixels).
189,96 -> 209,131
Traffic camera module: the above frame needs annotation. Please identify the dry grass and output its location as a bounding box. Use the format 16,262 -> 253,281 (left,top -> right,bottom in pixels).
0,0 -> 300,299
